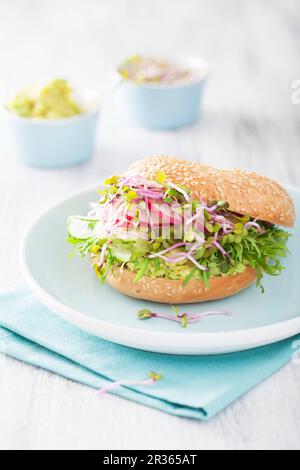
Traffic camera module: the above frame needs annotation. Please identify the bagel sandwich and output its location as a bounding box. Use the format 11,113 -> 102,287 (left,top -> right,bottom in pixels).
67,156 -> 294,303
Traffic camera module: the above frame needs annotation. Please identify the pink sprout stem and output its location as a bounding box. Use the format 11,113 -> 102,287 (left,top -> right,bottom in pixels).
186,254 -> 207,271
148,242 -> 187,259
213,240 -> 229,258
136,189 -> 164,199
99,243 -> 108,266
97,377 -> 156,395
138,308 -> 232,327
167,182 -> 190,202
245,220 -> 263,232
186,209 -> 204,226
184,310 -> 232,323
151,312 -> 183,323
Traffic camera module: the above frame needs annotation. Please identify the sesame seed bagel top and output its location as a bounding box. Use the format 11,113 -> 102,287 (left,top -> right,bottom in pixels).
127,156 -> 295,227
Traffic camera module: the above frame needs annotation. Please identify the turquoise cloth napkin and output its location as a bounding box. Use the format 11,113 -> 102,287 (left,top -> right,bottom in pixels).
0,285 -> 298,420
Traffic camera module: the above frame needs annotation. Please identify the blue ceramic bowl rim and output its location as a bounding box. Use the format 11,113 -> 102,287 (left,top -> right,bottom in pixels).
115,55 -> 210,90
1,88 -> 101,126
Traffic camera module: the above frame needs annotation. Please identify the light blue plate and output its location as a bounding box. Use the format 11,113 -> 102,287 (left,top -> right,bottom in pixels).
20,185 -> 300,355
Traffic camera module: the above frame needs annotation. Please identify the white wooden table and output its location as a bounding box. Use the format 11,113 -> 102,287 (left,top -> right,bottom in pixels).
0,0 -> 299,450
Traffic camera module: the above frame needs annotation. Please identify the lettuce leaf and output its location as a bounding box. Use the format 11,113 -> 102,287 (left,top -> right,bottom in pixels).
67,220 -> 290,291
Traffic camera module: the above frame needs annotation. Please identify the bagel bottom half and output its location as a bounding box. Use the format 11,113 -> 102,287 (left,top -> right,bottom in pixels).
105,266 -> 257,304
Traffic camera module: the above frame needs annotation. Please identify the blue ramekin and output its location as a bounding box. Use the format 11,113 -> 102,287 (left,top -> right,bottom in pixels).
2,90 -> 100,169
117,56 -> 209,130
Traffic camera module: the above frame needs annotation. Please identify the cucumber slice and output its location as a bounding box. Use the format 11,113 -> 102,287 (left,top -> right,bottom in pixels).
67,216 -> 107,240
109,245 -> 132,263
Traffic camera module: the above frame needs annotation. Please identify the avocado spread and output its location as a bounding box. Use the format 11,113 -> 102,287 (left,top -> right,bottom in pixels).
8,79 -> 83,119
